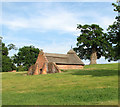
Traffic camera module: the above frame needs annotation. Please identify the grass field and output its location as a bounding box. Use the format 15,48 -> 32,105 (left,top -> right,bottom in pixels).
2,63 -> 118,105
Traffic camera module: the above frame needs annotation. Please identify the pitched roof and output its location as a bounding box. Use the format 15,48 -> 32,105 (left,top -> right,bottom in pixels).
45,49 -> 84,65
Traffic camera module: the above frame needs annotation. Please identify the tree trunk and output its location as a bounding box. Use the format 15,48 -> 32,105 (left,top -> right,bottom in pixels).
90,48 -> 97,65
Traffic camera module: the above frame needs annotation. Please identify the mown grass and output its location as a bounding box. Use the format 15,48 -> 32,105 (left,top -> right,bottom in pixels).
2,63 -> 118,105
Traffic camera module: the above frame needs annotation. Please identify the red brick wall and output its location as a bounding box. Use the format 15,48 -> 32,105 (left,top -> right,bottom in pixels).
57,64 -> 83,69
35,51 -> 48,69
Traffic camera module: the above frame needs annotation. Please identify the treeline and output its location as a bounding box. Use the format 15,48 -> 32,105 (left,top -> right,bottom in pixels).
1,3 -> 120,72
2,43 -> 40,72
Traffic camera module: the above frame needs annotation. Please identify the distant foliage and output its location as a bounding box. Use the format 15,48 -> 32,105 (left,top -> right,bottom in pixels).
13,46 -> 40,71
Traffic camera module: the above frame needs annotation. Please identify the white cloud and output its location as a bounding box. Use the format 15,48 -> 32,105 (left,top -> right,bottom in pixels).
99,16 -> 115,28
2,9 -> 80,33
96,56 -> 118,64
3,19 -> 29,30
3,5 -> 115,34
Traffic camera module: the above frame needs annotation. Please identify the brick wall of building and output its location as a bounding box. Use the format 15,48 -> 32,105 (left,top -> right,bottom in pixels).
35,51 -> 48,70
57,64 -> 83,69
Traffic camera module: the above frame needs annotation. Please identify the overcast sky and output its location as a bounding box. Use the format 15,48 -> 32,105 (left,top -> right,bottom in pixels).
1,1 -> 118,64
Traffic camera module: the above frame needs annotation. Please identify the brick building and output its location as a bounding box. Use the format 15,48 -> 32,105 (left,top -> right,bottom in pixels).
27,49 -> 84,75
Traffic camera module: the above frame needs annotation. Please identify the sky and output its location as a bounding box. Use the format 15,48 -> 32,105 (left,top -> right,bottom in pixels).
1,1 -> 118,64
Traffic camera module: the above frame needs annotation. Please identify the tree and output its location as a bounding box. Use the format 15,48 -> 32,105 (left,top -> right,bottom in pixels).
107,2 -> 120,61
2,42 -> 16,72
13,46 -> 40,71
74,24 -> 111,64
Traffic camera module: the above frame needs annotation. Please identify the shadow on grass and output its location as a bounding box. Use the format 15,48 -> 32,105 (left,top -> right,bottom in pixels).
71,69 -> 118,77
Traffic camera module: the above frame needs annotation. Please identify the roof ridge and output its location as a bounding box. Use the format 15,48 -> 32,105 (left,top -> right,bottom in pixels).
45,52 -> 67,55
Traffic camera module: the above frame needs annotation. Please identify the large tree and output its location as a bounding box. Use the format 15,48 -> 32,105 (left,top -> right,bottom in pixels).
74,24 -> 111,65
106,2 -> 120,61
13,46 -> 40,71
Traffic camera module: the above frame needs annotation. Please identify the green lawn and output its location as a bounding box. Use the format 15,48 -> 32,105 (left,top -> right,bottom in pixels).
2,63 -> 118,105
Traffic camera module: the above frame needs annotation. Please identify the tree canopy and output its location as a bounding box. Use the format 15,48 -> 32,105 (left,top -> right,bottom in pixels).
2,43 -> 8,56
106,3 -> 120,61
2,55 -> 16,72
13,46 -> 40,71
74,24 -> 111,64
2,42 -> 16,72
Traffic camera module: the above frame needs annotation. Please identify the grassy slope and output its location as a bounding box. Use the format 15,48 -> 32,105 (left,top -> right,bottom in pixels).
2,63 -> 118,105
